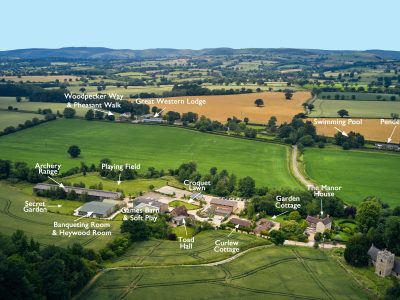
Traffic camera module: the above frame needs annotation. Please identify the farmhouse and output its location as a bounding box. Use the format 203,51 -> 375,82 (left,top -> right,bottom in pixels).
77,201 -> 118,218
368,245 -> 400,278
230,218 -> 252,228
170,206 -> 189,218
33,183 -> 121,200
210,198 -> 238,216
306,215 -> 332,233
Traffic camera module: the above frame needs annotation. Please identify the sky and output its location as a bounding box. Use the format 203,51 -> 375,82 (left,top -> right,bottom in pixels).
2,0 -> 400,51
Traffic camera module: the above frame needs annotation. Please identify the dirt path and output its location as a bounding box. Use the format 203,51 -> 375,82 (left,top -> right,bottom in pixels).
291,145 -> 317,190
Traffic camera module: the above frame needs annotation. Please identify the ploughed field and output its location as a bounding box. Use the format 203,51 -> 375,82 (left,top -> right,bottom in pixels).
138,91 -> 311,124
304,148 -> 400,207
80,247 -> 367,300
312,118 -> 400,142
0,119 -> 301,189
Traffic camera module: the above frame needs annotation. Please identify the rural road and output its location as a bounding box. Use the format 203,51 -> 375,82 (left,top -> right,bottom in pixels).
291,145 -> 317,190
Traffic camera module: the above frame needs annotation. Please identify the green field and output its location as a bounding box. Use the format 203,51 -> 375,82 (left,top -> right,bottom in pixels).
310,99 -> 400,118
169,200 -> 200,210
304,148 -> 400,206
318,92 -> 398,101
0,110 -> 44,130
0,97 -> 89,116
80,246 -> 368,300
0,182 -> 119,250
0,119 -> 300,189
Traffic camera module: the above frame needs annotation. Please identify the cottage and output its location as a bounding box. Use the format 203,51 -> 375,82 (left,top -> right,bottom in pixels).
230,218 -> 252,228
77,201 -> 118,218
172,215 -> 186,226
170,206 -> 189,218
34,183 -> 121,200
210,198 -> 238,216
368,245 -> 400,278
253,218 -> 275,234
306,215 -> 332,233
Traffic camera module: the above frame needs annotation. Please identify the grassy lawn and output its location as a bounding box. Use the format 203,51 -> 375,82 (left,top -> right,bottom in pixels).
0,181 -> 119,250
0,97 -> 89,116
81,246 -> 368,300
310,99 -> 400,118
169,200 -> 199,210
304,148 -> 400,207
171,225 -> 195,237
0,110 -> 44,130
0,119 -> 300,189
62,173 -> 183,197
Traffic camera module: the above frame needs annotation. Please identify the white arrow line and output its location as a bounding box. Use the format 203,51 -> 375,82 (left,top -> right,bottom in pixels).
48,176 -> 65,189
47,204 -> 62,208
94,108 -> 113,116
74,211 -> 93,222
117,173 -> 122,185
320,198 -> 323,216
334,127 -> 348,137
228,224 -> 240,237
387,126 -> 397,143
154,107 -> 166,118
272,211 -> 288,219
182,218 -> 188,236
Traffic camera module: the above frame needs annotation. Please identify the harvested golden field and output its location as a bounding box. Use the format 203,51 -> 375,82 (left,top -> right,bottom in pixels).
313,118 -> 400,142
161,92 -> 310,124
1,75 -> 79,82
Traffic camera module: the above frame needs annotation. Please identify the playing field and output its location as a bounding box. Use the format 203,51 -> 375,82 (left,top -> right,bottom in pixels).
313,118 -> 400,142
0,110 -> 44,130
0,182 -> 119,250
0,97 -> 89,116
304,148 -> 400,206
0,119 -> 300,189
310,99 -> 400,118
80,247 -> 367,300
153,91 -> 310,124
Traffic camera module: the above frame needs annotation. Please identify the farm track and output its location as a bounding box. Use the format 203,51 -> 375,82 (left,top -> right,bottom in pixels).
292,249 -> 335,300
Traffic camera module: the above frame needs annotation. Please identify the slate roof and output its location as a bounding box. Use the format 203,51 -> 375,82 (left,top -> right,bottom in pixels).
171,206 -> 188,216
78,201 -> 116,215
230,218 -> 252,227
34,183 -> 121,199
210,198 -> 237,207
306,215 -> 332,225
368,245 -> 380,262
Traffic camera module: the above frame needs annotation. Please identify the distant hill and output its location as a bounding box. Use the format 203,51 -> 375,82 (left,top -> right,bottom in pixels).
0,47 -> 399,60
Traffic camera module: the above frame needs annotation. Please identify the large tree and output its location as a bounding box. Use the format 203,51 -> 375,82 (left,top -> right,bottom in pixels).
356,199 -> 382,233
384,216 -> 400,255
67,145 -> 81,158
254,99 -> 264,107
